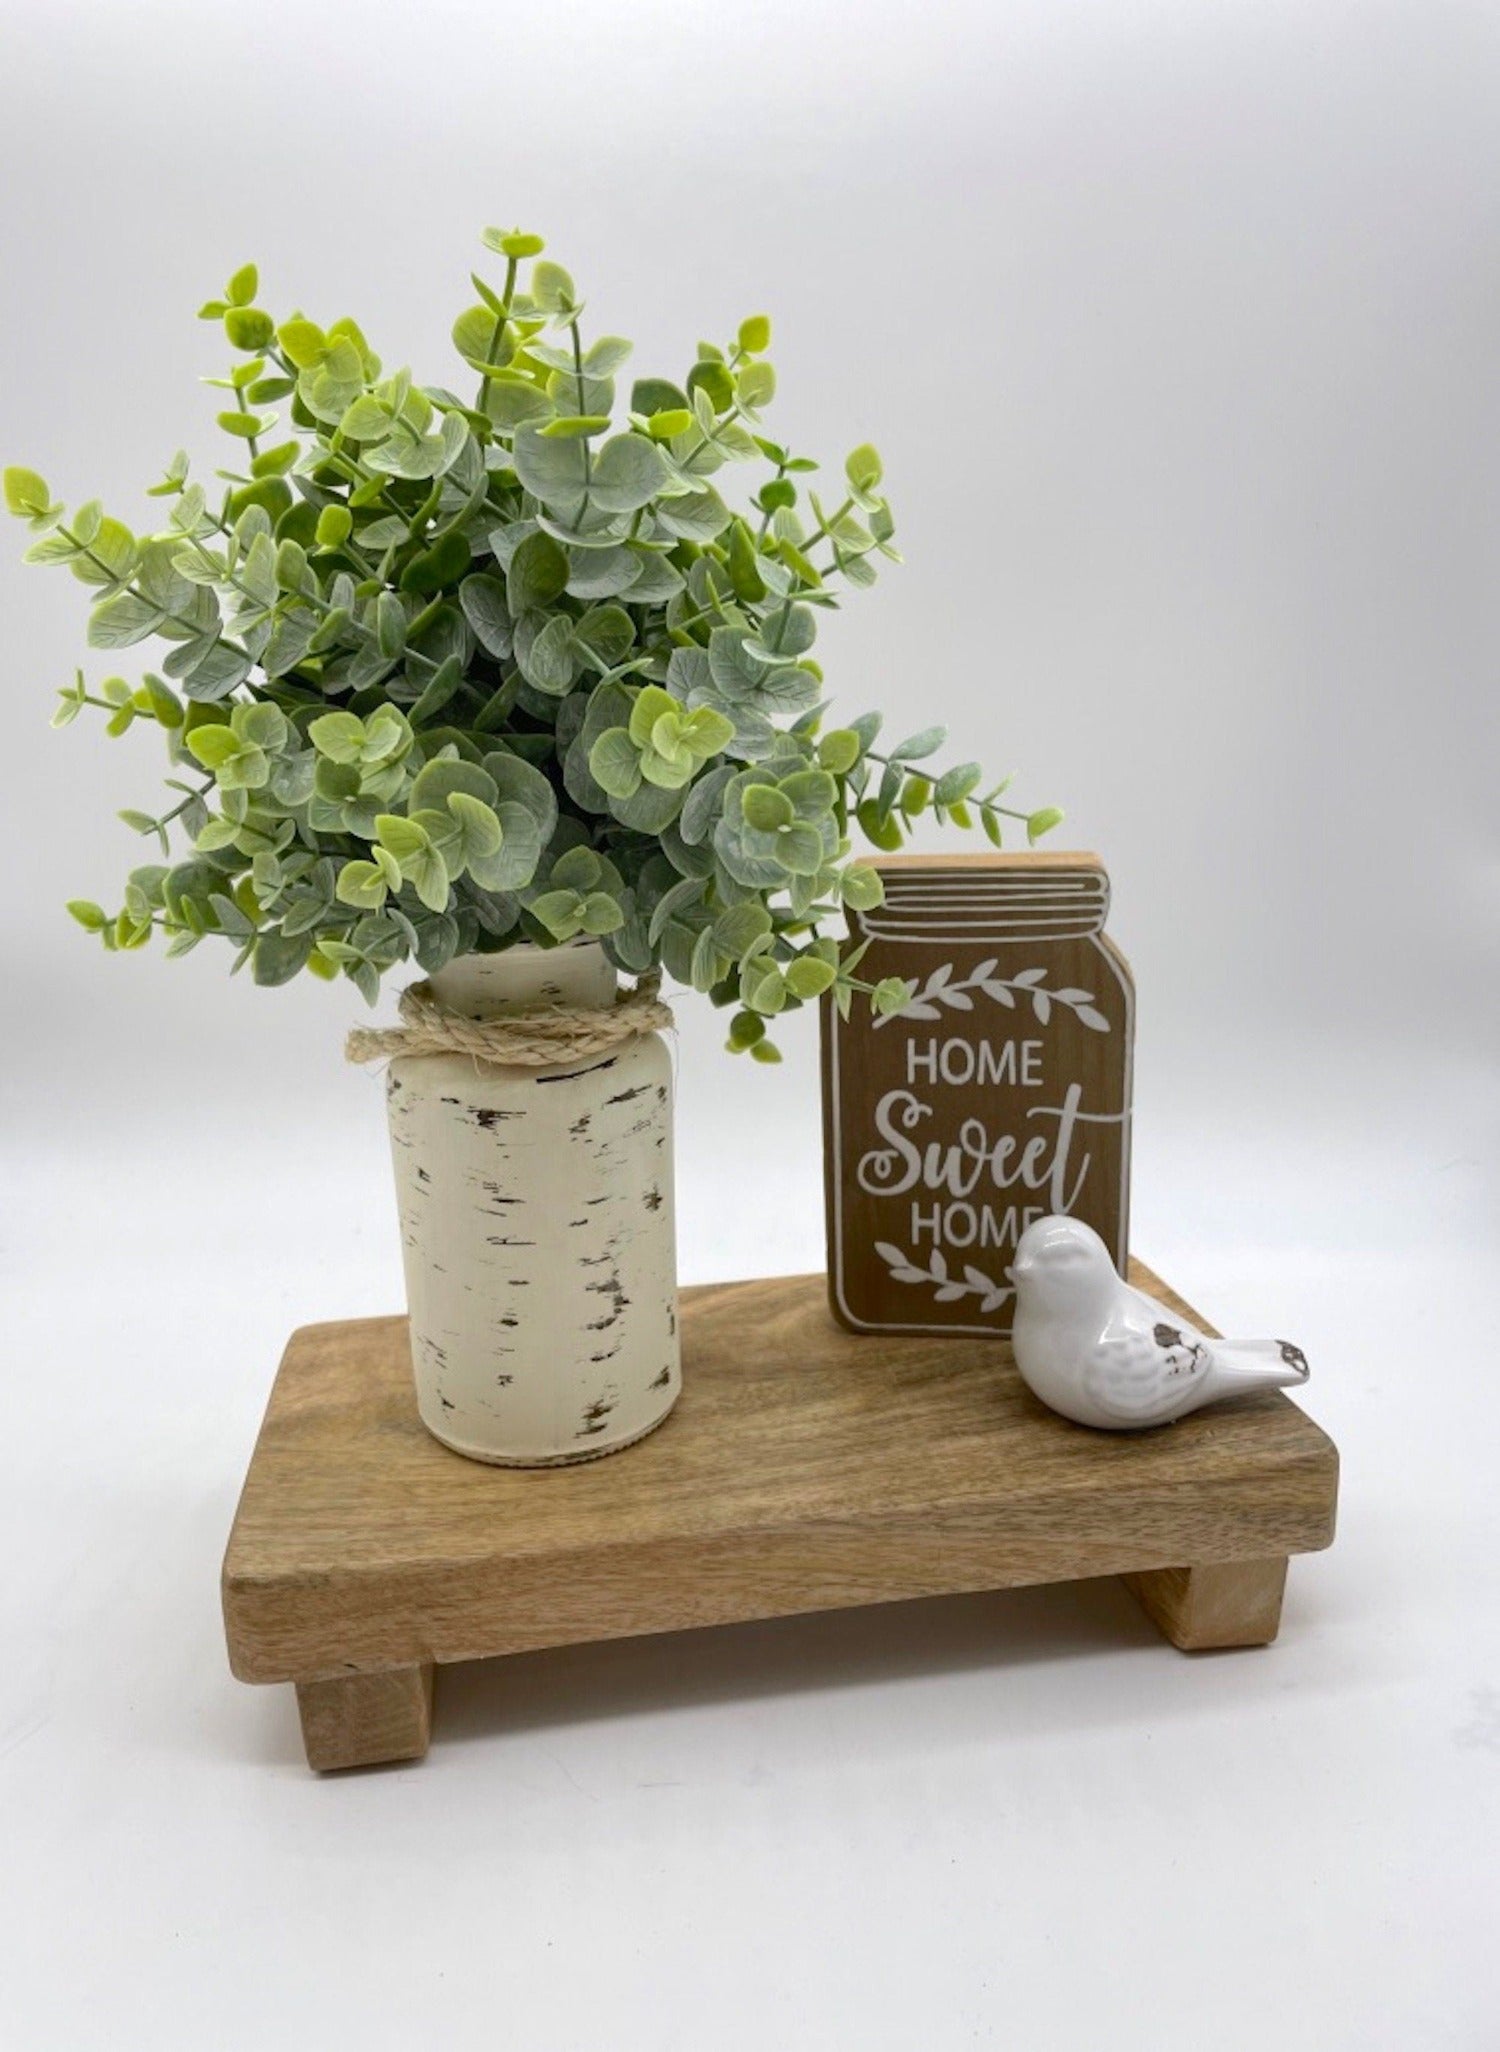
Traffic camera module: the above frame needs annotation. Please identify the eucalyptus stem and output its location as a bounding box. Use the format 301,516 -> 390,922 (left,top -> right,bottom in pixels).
8,229 -> 1058,1029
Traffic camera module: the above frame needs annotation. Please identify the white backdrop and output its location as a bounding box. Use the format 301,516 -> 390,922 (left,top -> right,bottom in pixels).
2,4 -> 1496,2048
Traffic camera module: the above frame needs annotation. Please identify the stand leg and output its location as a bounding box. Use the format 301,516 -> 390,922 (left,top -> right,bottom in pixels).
295,1662 -> 435,1770
1123,1558 -> 1288,1650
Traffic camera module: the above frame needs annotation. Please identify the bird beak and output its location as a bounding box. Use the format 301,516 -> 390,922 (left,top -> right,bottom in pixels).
1009,1257 -> 1031,1281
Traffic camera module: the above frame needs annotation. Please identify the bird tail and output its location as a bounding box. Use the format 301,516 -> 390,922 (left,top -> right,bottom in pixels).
1205,1338 -> 1311,1396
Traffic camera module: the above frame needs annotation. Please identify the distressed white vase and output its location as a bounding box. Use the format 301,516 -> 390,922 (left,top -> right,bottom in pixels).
384,943 -> 680,1465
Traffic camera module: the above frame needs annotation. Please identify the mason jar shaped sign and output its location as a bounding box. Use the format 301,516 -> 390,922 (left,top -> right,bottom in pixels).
821,854 -> 1134,1336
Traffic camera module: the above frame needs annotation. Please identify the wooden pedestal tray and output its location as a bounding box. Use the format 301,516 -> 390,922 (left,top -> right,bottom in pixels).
222,1265 -> 1339,1771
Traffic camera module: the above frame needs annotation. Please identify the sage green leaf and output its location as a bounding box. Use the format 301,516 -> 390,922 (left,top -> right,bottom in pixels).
889,726 -> 945,761
482,751 -> 557,844
517,611 -> 576,695
252,928 -> 312,986
1027,806 -> 1064,843
738,316 -> 771,353
621,548 -> 684,602
630,377 -> 689,417
408,652 -> 466,726
589,434 -> 663,514
531,260 -> 576,313
534,502 -> 634,551
736,362 -> 775,412
779,768 -> 837,819
609,776 -> 685,834
935,761 -> 982,806
707,628 -> 764,703
743,602 -> 816,663
409,758 -> 497,811
653,481 -> 730,541
483,377 -> 554,433
563,545 -> 637,600
713,901 -> 772,960
381,595 -> 410,656
776,821 -> 825,875
585,336 -> 633,376
468,802 -> 542,891
506,528 -> 569,613
447,790 -> 504,863
680,763 -> 735,845
458,573 -> 513,657
87,591 -> 164,648
571,603 -> 634,671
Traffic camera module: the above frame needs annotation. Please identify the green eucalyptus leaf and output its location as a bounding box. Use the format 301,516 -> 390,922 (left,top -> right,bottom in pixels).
589,434 -> 663,514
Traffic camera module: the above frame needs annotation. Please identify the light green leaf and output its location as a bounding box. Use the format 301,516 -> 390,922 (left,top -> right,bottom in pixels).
785,955 -> 836,998
447,790 -> 503,861
839,864 -> 885,910
628,685 -> 679,747
532,260 -> 576,313
846,443 -> 883,495
309,711 -> 366,762
742,784 -> 793,833
336,859 -> 391,910
530,888 -> 584,939
4,466 -> 50,520
589,727 -> 643,798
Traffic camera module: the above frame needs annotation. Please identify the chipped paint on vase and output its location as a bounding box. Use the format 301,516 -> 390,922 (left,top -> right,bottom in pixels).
385,943 -> 680,1465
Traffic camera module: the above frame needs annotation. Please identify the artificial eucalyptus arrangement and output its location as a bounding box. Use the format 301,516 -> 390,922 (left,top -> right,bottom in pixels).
7,227 -> 1059,1058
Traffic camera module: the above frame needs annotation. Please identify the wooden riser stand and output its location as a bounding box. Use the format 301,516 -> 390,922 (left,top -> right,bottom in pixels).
223,1269 -> 1338,1771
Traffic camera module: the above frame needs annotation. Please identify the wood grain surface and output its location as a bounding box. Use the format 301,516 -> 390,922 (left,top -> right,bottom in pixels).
821,852 -> 1134,1338
295,1663 -> 434,1771
223,1267 -> 1337,1690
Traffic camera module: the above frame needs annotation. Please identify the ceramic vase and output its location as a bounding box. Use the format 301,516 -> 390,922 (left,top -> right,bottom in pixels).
384,943 -> 680,1465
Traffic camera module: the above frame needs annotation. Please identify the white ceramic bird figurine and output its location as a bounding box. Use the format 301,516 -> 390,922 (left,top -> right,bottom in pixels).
1009,1215 -> 1310,1431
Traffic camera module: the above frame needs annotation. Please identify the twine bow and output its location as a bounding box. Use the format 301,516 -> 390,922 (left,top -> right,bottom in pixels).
345,970 -> 673,1070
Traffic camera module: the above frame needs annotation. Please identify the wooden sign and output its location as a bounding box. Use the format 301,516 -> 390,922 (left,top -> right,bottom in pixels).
821,853 -> 1134,1337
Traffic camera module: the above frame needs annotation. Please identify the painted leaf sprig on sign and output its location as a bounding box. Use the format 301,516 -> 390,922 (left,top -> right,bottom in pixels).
8,233 -> 1059,1048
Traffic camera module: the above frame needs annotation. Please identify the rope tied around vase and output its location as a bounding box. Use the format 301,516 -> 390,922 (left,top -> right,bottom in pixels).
345,970 -> 674,1071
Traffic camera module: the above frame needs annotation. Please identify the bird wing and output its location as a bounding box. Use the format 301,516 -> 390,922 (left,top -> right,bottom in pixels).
1121,1280 -> 1209,1347
1082,1294 -> 1212,1420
